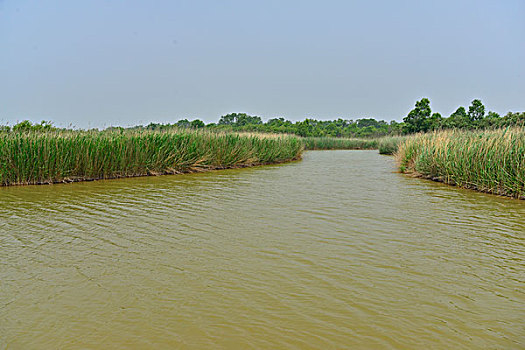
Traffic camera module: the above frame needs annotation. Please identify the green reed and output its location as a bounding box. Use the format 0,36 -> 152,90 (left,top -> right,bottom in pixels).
303,137 -> 379,150
0,129 -> 303,186
378,136 -> 406,155
396,127 -> 525,198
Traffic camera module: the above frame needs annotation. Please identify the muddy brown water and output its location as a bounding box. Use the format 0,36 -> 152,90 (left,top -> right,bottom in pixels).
1,150 -> 524,349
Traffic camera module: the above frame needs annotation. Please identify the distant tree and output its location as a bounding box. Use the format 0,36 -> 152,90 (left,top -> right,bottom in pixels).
267,117 -> 286,127
443,107 -> 469,129
295,119 -> 314,137
218,114 -> 236,125
479,111 -> 501,128
218,113 -> 262,126
486,111 -> 500,119
468,99 -> 485,122
176,119 -> 191,128
146,122 -> 162,130
334,118 -> 350,128
388,120 -> 404,135
120,102 -> 520,139
190,119 -> 205,128
357,125 -> 377,137
235,113 -> 262,126
12,120 -> 34,132
403,98 -> 432,133
429,112 -> 443,130
35,120 -> 55,131
356,118 -> 381,128
10,120 -> 55,132
500,112 -> 525,126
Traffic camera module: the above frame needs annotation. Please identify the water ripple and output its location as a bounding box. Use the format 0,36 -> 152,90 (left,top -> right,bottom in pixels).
1,150 -> 524,349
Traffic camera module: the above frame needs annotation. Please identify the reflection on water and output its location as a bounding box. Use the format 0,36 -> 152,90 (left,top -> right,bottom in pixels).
1,150 -> 524,349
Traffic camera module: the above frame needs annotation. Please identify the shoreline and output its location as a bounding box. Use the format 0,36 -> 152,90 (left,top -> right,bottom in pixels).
400,170 -> 525,200
395,128 -> 525,200
0,155 -> 303,187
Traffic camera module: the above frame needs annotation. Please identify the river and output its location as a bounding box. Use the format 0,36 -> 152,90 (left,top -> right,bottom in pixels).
1,150 -> 524,349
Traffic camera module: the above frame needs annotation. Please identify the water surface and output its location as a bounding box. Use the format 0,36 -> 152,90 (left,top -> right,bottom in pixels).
1,151 -> 524,349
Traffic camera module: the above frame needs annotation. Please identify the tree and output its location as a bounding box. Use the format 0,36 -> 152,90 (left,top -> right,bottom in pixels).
235,113 -> 262,126
468,99 -> 485,122
356,118 -> 381,128
500,112 -> 525,126
218,113 -> 262,126
176,119 -> 191,128
12,120 -> 34,132
441,107 -> 468,129
190,119 -> 205,128
218,114 -> 236,125
388,120 -> 404,135
403,98 -> 432,133
296,119 -> 314,137
267,117 -> 286,127
429,112 -> 443,130
479,111 -> 500,128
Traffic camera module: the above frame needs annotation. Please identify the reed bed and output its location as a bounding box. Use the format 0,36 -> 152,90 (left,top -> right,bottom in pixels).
378,136 -> 406,155
396,128 -> 525,199
0,129 -> 303,186
303,137 -> 379,150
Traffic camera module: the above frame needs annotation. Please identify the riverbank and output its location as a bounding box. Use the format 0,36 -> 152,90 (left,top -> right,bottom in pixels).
303,137 -> 378,150
395,127 -> 525,199
2,128 -> 523,199
0,128 -> 401,186
302,136 -> 406,155
0,129 -> 303,186
378,136 -> 406,155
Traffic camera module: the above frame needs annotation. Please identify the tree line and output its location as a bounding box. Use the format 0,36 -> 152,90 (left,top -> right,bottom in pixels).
144,99 -> 523,137
143,114 -> 400,138
2,98 -> 523,137
402,98 -> 524,133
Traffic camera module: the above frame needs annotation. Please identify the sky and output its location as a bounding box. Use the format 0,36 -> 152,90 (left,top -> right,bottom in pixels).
0,0 -> 524,128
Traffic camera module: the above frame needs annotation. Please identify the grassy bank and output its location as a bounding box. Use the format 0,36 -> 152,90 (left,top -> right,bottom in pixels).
396,128 -> 525,199
303,137 -> 378,150
303,136 -> 406,154
378,136 -> 406,155
0,129 -> 303,186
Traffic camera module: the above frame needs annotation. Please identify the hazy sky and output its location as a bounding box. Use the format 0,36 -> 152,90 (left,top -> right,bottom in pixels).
1,0 -> 524,128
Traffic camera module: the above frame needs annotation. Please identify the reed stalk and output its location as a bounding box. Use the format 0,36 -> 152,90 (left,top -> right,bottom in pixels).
395,128 -> 525,198
0,129 -> 303,186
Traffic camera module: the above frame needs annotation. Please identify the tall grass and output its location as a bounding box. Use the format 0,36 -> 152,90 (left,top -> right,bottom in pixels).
396,127 -> 525,199
303,137 -> 378,150
378,136 -> 406,155
0,129 -> 303,186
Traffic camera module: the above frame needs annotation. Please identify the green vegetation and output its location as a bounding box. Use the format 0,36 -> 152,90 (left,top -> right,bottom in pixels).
0,129 -> 302,186
396,128 -> 525,199
7,98 -> 522,140
2,99 -> 523,195
135,99 -> 523,138
138,115 -> 400,138
378,136 -> 406,155
209,114 -> 400,138
303,137 -> 378,150
403,98 -> 524,133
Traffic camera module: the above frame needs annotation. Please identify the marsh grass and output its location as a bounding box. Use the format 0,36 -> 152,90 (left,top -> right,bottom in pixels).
303,137 -> 379,150
396,128 -> 525,199
0,129 -> 303,186
378,136 -> 406,155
